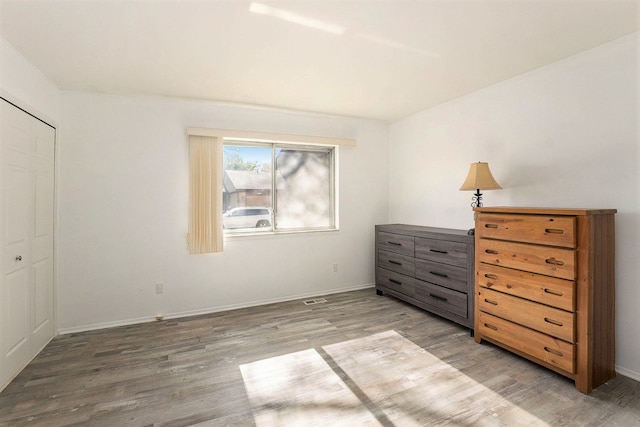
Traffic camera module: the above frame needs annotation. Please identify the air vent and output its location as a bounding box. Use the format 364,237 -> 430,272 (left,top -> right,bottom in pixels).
303,298 -> 327,305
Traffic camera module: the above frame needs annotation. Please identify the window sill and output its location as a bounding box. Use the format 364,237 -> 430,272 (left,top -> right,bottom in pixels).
223,227 -> 339,240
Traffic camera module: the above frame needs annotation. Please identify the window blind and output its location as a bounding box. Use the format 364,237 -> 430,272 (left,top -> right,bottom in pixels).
188,135 -> 223,254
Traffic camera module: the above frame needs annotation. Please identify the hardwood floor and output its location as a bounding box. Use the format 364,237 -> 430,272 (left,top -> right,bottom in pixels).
0,288 -> 638,426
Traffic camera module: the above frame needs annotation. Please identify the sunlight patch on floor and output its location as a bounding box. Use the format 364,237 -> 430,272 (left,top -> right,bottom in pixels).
241,330 -> 548,426
240,348 -> 382,426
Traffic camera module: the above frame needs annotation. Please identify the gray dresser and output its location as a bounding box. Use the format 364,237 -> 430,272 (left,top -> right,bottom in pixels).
375,224 -> 475,329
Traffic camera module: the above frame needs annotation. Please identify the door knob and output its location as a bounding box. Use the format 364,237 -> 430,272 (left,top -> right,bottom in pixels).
15,255 -> 22,262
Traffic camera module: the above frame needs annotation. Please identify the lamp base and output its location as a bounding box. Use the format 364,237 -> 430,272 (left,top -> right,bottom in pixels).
471,189 -> 483,208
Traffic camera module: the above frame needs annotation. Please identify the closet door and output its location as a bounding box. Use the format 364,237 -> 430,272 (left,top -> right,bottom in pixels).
30,113 -> 55,352
0,99 -> 55,389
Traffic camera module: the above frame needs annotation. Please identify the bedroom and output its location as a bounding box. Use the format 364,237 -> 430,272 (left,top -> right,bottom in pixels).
0,1 -> 638,425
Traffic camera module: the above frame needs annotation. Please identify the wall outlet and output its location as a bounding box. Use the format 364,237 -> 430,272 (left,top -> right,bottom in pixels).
155,283 -> 164,294
332,263 -> 338,273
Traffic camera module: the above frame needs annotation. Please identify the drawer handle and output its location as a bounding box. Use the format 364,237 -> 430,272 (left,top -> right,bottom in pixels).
544,317 -> 564,327
485,249 -> 498,255
484,298 -> 498,306
545,258 -> 565,266
543,288 -> 564,297
484,273 -> 498,280
544,347 -> 564,357
429,293 -> 447,302
430,271 -> 448,278
545,228 -> 565,235
387,241 -> 402,246
484,323 -> 498,331
484,223 -> 499,229
429,249 -> 448,254
389,279 -> 402,285
388,260 -> 402,266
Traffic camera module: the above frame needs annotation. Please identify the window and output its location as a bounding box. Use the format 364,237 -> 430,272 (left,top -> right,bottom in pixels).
187,127 -> 353,253
222,141 -> 336,234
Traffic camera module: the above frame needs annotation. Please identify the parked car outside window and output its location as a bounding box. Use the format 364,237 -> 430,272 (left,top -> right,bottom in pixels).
223,207 -> 272,229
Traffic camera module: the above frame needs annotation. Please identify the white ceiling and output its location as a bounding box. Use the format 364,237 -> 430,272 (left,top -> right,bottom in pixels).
1,0 -> 638,122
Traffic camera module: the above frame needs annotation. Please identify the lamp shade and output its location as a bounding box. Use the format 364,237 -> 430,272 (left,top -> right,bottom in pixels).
459,162 -> 502,191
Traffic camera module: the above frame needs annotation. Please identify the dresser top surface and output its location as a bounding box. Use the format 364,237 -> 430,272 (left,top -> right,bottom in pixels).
473,207 -> 617,216
376,224 -> 473,242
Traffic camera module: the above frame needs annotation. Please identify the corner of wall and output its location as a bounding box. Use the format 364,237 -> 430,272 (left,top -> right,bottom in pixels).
0,35 -> 61,125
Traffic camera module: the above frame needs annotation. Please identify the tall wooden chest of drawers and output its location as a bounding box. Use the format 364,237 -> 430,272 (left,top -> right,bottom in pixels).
473,207 -> 616,394
375,224 -> 475,329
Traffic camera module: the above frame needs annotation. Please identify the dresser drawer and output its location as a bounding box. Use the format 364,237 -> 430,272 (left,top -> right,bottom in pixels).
476,213 -> 576,248
378,232 -> 414,257
378,249 -> 415,277
478,264 -> 575,312
415,237 -> 467,267
375,224 -> 474,330
477,311 -> 575,374
477,239 -> 576,281
415,259 -> 468,293
478,287 -> 575,343
376,268 -> 416,298
415,281 -> 467,318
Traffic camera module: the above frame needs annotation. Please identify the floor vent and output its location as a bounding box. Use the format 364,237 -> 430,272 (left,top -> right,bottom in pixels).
303,298 -> 327,306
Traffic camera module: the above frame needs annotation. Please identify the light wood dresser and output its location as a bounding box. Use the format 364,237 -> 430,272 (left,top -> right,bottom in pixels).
473,207 -> 616,394
375,224 -> 475,329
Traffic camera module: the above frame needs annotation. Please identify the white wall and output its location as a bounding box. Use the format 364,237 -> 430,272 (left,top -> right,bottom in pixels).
57,93 -> 389,331
389,33 -> 639,380
0,36 -> 61,124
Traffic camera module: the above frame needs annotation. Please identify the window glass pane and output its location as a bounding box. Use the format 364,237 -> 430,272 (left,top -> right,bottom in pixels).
222,145 -> 273,231
222,142 -> 336,234
275,147 -> 333,230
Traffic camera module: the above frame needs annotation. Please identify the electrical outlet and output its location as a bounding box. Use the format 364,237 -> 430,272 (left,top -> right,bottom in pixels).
155,283 -> 164,294
332,263 -> 338,273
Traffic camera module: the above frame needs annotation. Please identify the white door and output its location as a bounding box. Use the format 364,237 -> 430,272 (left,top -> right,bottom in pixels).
0,99 -> 55,389
30,110 -> 55,352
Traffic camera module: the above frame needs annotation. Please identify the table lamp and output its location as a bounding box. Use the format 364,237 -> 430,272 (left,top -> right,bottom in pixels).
459,162 -> 502,207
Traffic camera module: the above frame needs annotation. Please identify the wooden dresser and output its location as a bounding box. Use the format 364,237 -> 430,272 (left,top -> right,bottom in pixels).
473,207 -> 616,394
375,224 -> 475,329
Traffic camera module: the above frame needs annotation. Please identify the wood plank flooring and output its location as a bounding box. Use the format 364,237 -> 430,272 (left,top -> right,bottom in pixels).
0,288 -> 638,426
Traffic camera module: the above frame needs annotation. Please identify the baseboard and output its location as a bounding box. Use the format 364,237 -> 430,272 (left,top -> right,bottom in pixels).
58,314 -> 160,334
615,365 -> 640,383
58,283 -> 375,335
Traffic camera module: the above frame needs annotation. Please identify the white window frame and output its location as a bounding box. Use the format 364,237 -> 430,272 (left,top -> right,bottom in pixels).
222,138 -> 338,235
